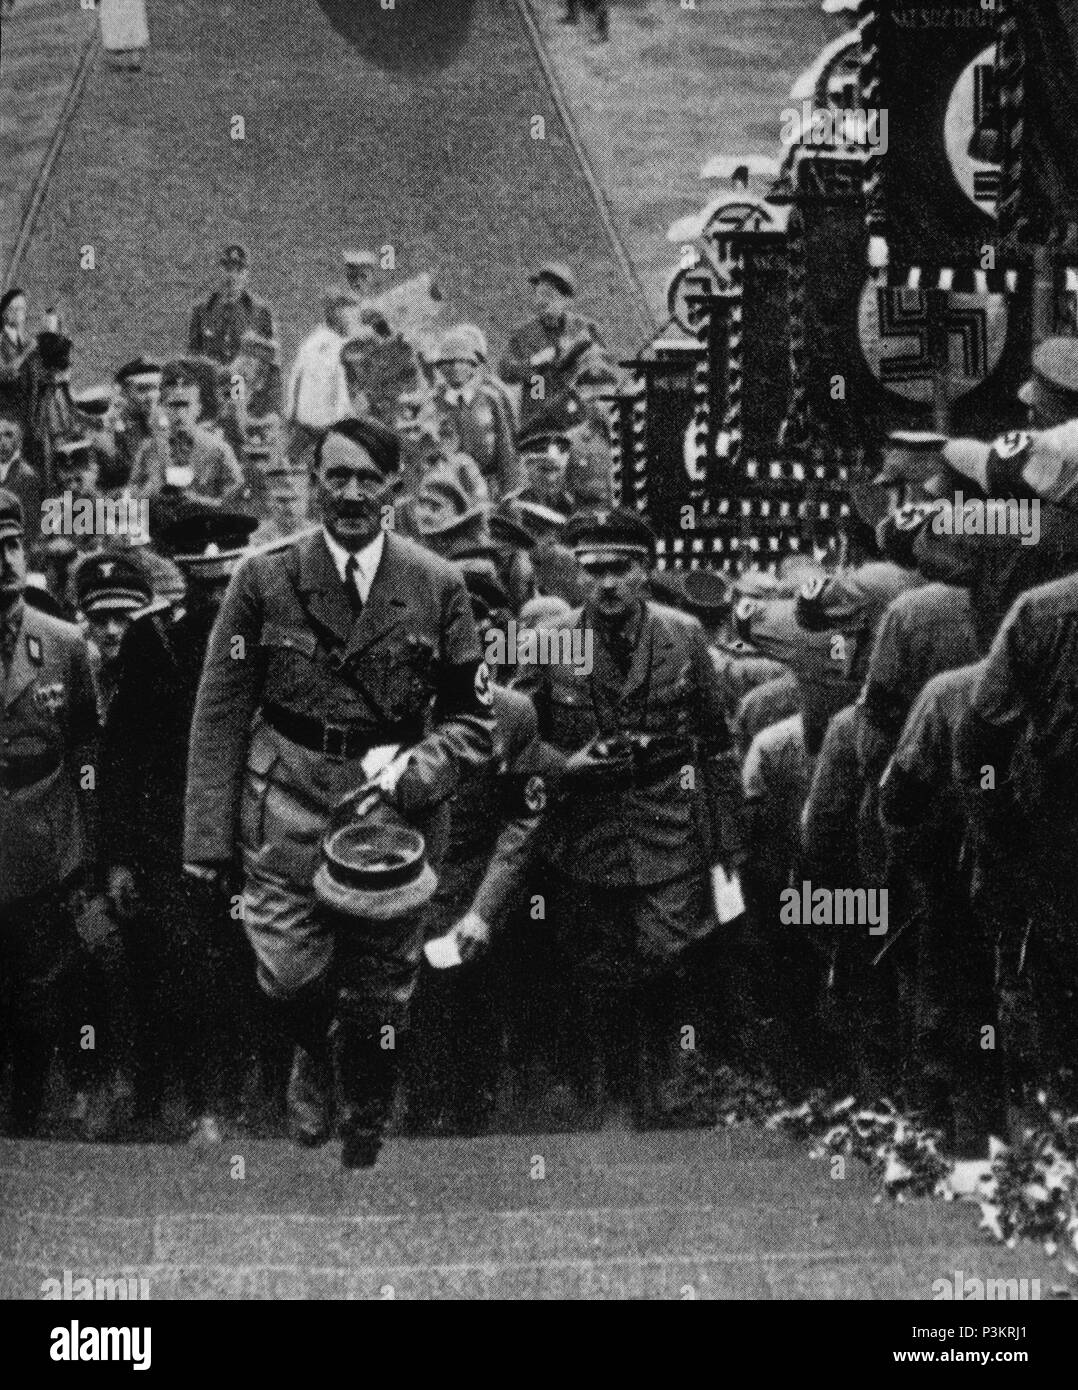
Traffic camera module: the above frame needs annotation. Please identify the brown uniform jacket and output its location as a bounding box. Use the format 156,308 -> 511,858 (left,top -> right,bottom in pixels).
518,600 -> 735,887
0,603 -> 99,905
427,683 -> 549,932
499,311 -> 607,431
188,289 -> 276,366
183,529 -> 495,873
434,381 -> 523,501
130,423 -> 246,503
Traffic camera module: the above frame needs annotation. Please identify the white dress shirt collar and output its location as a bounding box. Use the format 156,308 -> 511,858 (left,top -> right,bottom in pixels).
321,525 -> 386,605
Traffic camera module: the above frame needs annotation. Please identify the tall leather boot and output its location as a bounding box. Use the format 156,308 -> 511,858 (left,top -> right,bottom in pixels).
276,980 -> 335,1147
333,1018 -> 399,1169
8,1022 -> 54,1138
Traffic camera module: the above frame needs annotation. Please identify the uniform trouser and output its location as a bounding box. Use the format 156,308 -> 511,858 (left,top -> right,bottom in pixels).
406,947 -> 506,1131
542,869 -> 713,1110
242,869 -> 425,1138
123,871 -> 259,1119
994,903 -> 1078,1109
0,887 -> 82,1132
66,898 -> 139,1093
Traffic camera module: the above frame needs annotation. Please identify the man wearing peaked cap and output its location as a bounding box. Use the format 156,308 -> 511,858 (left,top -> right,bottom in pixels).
499,261 -> 609,431
564,504 -> 656,559
514,502 -> 741,1126
106,357 -> 167,490
0,486 -> 100,1136
98,502 -> 260,1143
531,261 -> 577,299
1018,335 -> 1078,429
181,414 -> 495,1167
873,431 -> 949,495
518,430 -> 575,518
74,551 -> 153,717
884,423 -> 1078,652
735,560 -> 916,756
343,248 -> 378,289
189,243 -> 278,369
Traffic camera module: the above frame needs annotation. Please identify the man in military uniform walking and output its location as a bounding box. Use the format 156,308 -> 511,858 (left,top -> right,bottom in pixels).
404,565 -> 552,1133
0,490 -> 99,1136
101,506 -> 261,1142
183,415 -> 495,1167
499,263 -> 610,433
188,244 -> 278,370
516,507 -> 738,1124
432,327 -> 523,502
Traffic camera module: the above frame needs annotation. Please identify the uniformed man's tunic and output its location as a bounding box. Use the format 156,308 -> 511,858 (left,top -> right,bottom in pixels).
499,311 -> 608,432
878,664 -> 996,1133
953,573 -> 1078,1094
101,598 -> 251,1121
434,381 -> 523,501
184,529 -> 495,1007
519,600 -> 734,984
0,602 -> 98,1130
1,603 -> 98,901
189,289 -> 276,368
405,683 -> 550,1129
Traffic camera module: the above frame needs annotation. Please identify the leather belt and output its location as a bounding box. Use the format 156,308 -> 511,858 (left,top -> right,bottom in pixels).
0,752 -> 62,792
261,702 -> 417,763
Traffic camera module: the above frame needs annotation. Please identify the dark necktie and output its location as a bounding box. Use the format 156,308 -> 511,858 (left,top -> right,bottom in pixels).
344,554 -> 363,614
608,628 -> 633,677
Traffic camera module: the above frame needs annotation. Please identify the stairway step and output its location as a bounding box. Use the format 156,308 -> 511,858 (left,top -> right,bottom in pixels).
0,1238 -> 1057,1301
0,1197 -> 975,1269
0,1147 -> 869,1219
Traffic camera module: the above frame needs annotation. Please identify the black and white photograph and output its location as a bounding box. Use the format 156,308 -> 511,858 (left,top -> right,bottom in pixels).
1,0 -> 1077,1336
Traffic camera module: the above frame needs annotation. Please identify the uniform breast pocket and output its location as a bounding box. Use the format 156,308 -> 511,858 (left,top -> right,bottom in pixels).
260,623 -> 319,702
371,639 -> 435,722
638,678 -> 694,736
549,685 -> 596,747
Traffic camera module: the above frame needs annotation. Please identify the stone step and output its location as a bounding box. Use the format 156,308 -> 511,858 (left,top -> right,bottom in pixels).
0,1140 -> 869,1218
2,1243 -> 1053,1301
0,1197 -> 975,1269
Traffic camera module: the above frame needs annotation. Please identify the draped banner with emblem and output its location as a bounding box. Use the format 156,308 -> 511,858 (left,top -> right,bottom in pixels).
636,346 -> 704,532
794,194 -> 1031,443
997,0 -> 1078,246
876,0 -> 1001,270
736,230 -> 790,457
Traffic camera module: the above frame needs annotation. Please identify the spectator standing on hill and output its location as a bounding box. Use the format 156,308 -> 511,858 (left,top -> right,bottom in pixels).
189,245 -> 277,370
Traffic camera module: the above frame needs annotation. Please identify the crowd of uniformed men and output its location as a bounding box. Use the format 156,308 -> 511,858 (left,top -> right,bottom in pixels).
1,244 -> 1077,1166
